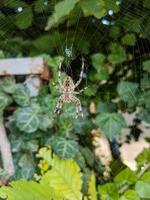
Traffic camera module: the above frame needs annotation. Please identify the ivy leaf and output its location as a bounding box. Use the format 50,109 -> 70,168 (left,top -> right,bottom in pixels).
0,91 -> 12,115
38,115 -> 54,131
14,107 -> 40,133
98,183 -> 119,200
117,81 -> 139,108
45,0 -> 80,30
80,0 -> 106,19
121,34 -> 136,46
135,181 -> 150,199
90,53 -> 109,80
138,91 -> 150,109
137,109 -> 150,123
120,190 -> 140,200
15,7 -> 33,29
108,43 -> 127,65
51,137 -> 78,159
13,84 -> 30,106
95,112 -> 126,140
114,168 -> 137,186
1,76 -> 16,94
58,117 -> 74,136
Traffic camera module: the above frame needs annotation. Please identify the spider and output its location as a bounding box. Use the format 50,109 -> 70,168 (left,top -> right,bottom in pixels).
54,57 -> 86,118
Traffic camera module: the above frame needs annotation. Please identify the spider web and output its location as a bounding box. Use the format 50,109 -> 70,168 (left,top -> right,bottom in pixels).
0,0 -> 150,174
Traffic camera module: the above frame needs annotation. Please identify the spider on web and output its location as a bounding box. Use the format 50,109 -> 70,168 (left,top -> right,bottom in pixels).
54,57 -> 87,118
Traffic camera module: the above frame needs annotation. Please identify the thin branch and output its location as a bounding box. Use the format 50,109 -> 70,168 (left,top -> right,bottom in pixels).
0,121 -> 15,184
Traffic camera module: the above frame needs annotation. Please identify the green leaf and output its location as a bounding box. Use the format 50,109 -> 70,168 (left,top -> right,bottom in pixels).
15,7 -> 33,29
138,90 -> 150,109
91,53 -> 106,69
120,190 -> 140,200
80,0 -> 106,19
13,84 -> 30,106
0,91 -> 12,114
105,0 -> 119,13
137,109 -> 150,123
51,137 -> 78,159
121,34 -> 136,46
98,183 -> 119,200
14,107 -> 40,133
141,172 -> 150,181
45,0 -> 80,30
135,181 -> 150,199
95,112 -> 126,140
108,43 -> 127,65
90,53 -> 109,80
88,172 -> 97,200
0,180 -> 54,200
143,0 -> 150,9
143,60 -> 150,73
136,149 -> 150,168
34,0 -> 48,13
84,84 -> 97,96
117,81 -> 138,108
40,157 -> 83,200
38,115 -> 54,131
115,168 -> 137,186
1,76 -> 16,94
58,116 -> 74,135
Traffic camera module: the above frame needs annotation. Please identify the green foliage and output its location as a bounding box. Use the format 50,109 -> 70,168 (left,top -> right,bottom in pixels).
14,107 -> 40,133
117,81 -> 139,108
51,137 -> 79,159
108,43 -> 127,65
0,0 -> 150,199
13,85 -> 30,106
95,113 -> 126,140
80,0 -> 106,19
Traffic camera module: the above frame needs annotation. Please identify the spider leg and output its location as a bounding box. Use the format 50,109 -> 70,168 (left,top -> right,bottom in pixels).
70,95 -> 83,118
74,57 -> 84,88
58,61 -> 63,87
54,96 -> 63,114
73,87 -> 87,94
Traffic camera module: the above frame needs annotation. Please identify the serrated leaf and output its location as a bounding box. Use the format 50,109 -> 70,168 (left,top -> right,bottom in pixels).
40,157 -> 83,200
95,112 -> 126,140
52,137 -> 78,159
13,84 -> 30,106
135,181 -> 150,199
45,0 -> 80,30
80,0 -> 106,19
14,107 -> 40,133
15,7 -> 33,29
0,180 -> 54,200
